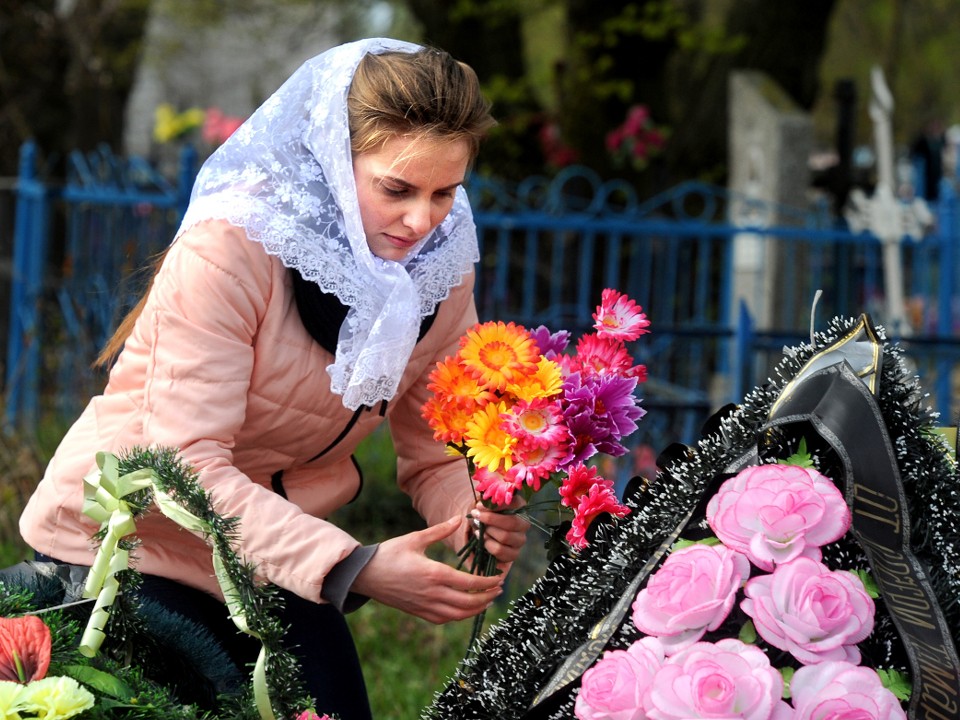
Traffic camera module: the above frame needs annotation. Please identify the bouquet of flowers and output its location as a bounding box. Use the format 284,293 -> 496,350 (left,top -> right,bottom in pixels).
420,289 -> 650,562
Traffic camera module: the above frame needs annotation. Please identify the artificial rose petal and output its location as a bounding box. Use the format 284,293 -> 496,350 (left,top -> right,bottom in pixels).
0,615 -> 52,683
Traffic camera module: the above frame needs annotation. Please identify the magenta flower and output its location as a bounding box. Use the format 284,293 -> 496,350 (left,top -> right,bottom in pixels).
593,289 -> 650,342
631,544 -> 750,654
706,464 -> 851,571
645,639 -> 792,720
473,465 -> 523,506
573,334 -> 640,377
574,637 -> 665,720
295,712 -> 332,720
567,483 -> 630,550
741,557 -> 874,665
530,325 -> 571,359
790,661 -> 907,719
559,462 -> 610,509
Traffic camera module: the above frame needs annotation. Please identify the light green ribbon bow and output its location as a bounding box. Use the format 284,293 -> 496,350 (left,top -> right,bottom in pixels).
80,451 -> 275,720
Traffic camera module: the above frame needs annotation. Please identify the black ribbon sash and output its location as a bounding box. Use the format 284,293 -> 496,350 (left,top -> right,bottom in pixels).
767,361 -> 960,720
529,316 -> 960,718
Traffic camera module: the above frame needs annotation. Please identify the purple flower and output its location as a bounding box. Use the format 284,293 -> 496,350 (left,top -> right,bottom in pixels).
562,373 -> 645,460
530,325 -> 571,359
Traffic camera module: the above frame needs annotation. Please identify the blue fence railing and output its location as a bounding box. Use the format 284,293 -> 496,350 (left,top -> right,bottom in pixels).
7,147 -> 960,462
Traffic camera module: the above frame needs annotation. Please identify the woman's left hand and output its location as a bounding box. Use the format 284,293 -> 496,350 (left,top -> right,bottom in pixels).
470,497 -> 530,572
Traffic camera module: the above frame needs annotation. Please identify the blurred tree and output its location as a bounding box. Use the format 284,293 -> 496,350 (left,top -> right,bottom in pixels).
0,0 -> 149,175
399,0 -> 837,192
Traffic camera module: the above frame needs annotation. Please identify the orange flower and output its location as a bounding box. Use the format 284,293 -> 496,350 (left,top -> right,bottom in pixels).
0,615 -> 51,683
422,395 -> 474,445
427,355 -> 497,410
459,321 -> 539,392
506,357 -> 563,402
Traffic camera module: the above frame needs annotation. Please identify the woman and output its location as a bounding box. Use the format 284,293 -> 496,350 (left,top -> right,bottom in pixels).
19,37 -> 529,719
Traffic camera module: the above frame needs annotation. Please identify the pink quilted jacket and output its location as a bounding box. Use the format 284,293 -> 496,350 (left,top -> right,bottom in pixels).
19,220 -> 477,602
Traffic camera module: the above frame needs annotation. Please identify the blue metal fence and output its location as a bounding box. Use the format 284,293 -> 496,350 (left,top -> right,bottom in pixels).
7,146 -> 960,462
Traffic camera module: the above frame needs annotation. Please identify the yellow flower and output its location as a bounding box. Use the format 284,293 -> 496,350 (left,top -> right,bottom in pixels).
464,401 -> 516,472
0,680 -> 24,719
17,676 -> 94,720
459,321 -> 539,392
506,357 -> 563,402
153,103 -> 206,144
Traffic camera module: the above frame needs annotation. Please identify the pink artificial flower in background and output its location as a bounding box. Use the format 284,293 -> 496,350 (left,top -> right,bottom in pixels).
593,289 -> 651,342
706,463 -> 851,571
630,544 -> 750,654
574,637 -> 665,720
790,661 -> 907,720
644,639 -> 792,720
741,556 -> 875,665
202,107 -> 245,145
295,711 -> 332,720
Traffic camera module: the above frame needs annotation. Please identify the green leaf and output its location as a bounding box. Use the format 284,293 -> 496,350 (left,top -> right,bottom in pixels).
738,619 -> 757,644
62,664 -> 136,701
853,569 -> 880,598
877,668 -> 913,701
779,666 -> 795,700
778,437 -> 814,468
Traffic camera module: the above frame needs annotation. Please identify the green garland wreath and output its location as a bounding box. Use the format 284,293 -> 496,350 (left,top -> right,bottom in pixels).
422,315 -> 960,719
1,446 -> 315,719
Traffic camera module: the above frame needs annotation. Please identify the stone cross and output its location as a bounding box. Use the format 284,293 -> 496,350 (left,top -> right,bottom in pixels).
844,66 -> 933,337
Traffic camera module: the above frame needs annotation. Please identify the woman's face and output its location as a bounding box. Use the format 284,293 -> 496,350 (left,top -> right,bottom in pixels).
353,134 -> 470,262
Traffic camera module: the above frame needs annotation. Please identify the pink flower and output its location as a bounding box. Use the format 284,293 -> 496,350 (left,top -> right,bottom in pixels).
741,557 -> 874,665
559,462 -> 609,508
296,712 -> 332,720
574,637 -> 665,720
631,544 -> 750,653
473,465 -> 522,506
567,483 -> 630,550
593,289 -> 651,343
573,334 -> 641,377
790,661 -> 907,719
645,639 -> 792,720
501,398 -> 567,449
509,438 -> 571,491
706,464 -> 851,571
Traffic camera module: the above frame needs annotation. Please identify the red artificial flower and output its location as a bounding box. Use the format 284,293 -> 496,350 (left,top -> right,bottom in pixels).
0,615 -> 52,683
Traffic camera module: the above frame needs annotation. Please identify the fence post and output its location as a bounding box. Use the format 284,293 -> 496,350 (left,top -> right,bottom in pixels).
6,140 -> 51,432
733,299 -> 755,404
936,183 -> 956,420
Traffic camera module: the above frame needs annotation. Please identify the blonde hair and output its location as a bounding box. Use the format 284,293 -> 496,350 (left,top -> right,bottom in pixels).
96,45 -> 494,368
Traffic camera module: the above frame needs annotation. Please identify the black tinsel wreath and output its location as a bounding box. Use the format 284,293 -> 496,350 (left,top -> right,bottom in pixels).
422,315 -> 960,720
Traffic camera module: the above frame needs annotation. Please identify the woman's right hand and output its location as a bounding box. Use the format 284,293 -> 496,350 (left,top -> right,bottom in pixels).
351,515 -> 504,624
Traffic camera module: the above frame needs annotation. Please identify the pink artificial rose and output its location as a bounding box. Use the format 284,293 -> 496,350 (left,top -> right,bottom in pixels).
706,463 -> 850,571
631,544 -> 750,654
791,661 -> 907,719
741,557 -> 874,665
644,639 -> 792,720
295,712 -> 331,720
575,637 -> 665,720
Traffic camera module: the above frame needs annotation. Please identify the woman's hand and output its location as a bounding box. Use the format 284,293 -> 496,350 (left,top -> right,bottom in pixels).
351,516 -> 504,624
470,497 -> 530,573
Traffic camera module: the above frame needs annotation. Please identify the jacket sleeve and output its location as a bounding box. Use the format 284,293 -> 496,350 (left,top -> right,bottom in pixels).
389,272 -> 479,548
137,220 -> 361,603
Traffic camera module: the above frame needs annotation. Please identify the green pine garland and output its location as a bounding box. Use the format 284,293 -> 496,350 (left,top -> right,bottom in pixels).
422,315 -> 960,719
0,445 -> 316,719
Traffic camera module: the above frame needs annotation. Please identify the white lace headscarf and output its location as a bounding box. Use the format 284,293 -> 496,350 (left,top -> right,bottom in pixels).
175,38 -> 480,409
